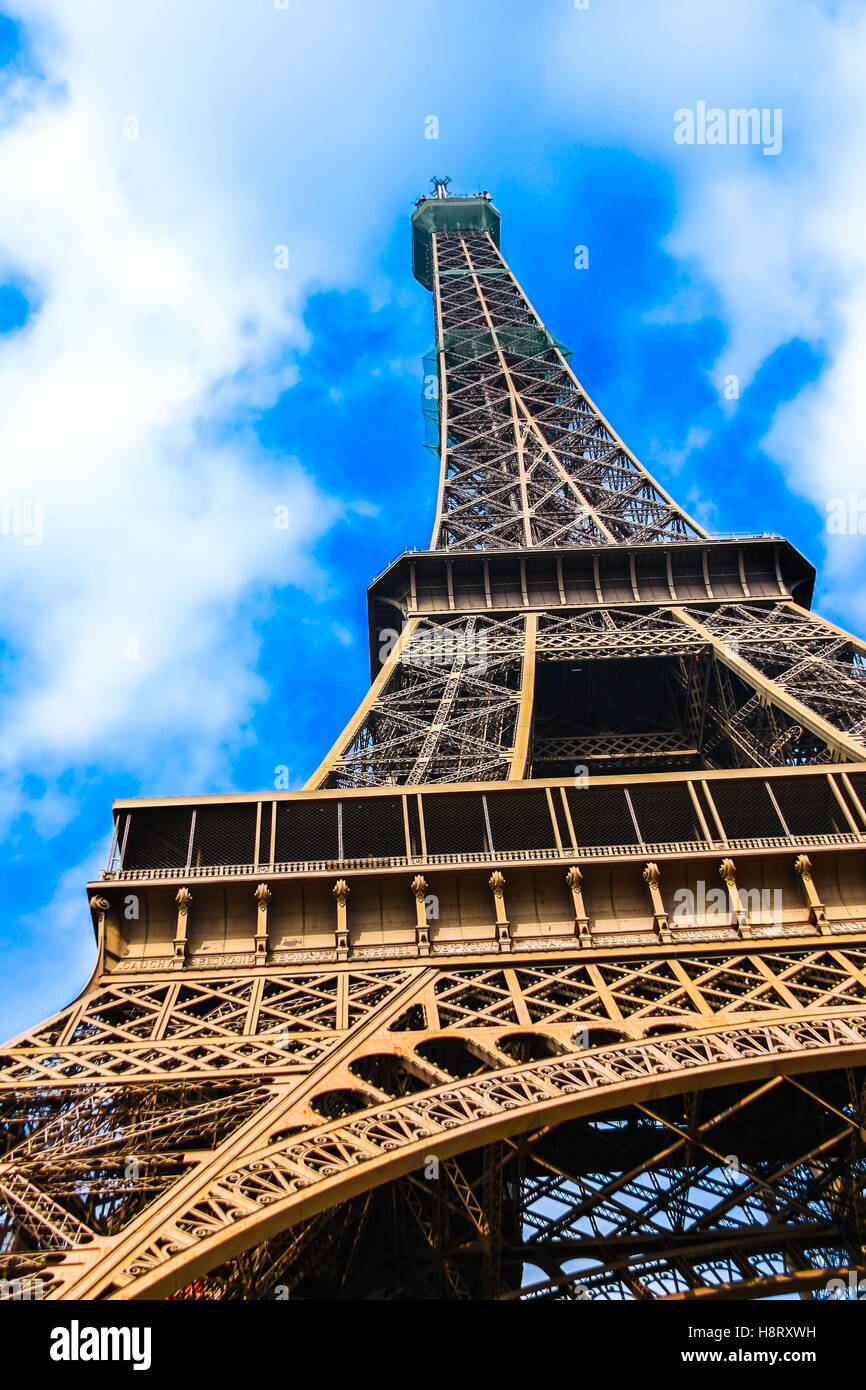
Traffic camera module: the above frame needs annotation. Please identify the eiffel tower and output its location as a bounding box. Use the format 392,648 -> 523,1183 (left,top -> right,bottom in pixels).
4,183 -> 866,1302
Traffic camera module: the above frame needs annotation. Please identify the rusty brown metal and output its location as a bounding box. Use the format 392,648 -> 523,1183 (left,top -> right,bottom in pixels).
3,190 -> 866,1301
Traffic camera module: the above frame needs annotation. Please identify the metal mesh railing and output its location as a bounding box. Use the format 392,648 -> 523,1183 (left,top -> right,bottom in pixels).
705,779 -> 785,840
341,795 -> 406,859
564,785 -> 638,848
192,804 -> 257,869
104,829 -> 863,884
627,781 -> 705,844
423,792 -> 488,855
274,800 -> 339,863
109,769 -> 866,878
768,775 -> 850,838
121,807 -> 192,870
484,789 -> 556,852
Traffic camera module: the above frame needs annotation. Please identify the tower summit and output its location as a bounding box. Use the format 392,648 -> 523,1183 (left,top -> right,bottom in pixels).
3,188 -> 866,1302
308,187 -> 854,790
411,184 -> 700,547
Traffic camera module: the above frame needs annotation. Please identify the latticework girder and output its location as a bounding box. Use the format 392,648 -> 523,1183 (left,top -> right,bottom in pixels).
2,943 -> 866,1299
311,600 -> 866,786
4,188 -> 866,1302
429,228 -> 705,551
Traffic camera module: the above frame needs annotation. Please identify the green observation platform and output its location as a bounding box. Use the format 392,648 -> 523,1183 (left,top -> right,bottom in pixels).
411,193 -> 501,289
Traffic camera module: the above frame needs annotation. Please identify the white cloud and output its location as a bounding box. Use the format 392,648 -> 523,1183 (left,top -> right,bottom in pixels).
650,425 -> 712,478
0,38 -> 340,800
547,0 -> 866,619
0,0 -> 519,811
2,0 -> 861,818
2,0 -> 866,1037
331,622 -> 355,648
763,284 -> 866,626
2,847 -> 105,1041
0,0 -> 471,1031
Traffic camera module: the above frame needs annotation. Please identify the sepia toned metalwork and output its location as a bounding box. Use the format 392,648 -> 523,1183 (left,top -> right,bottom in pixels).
3,187 -> 866,1300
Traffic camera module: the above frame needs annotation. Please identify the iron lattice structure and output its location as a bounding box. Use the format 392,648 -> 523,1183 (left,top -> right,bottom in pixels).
3,189 -> 866,1301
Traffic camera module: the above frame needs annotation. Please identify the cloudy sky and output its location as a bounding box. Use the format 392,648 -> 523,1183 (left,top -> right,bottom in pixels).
0,0 -> 864,1037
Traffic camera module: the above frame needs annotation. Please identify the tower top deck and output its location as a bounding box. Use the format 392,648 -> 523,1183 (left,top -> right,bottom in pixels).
412,189 -> 500,289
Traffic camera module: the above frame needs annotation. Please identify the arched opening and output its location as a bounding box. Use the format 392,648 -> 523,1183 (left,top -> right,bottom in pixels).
575,1025 -> 629,1048
414,1036 -> 490,1079
349,1054 -> 429,1097
496,1031 -> 560,1062
309,1088 -> 371,1120
643,1020 -> 692,1038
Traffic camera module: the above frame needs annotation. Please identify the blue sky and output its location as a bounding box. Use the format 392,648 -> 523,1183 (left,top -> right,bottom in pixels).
0,0 -> 865,1038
